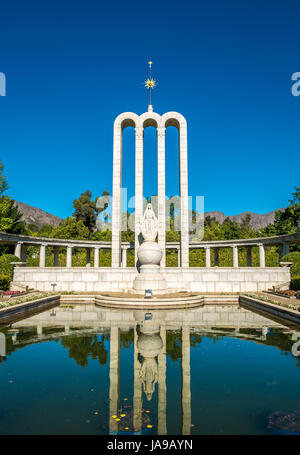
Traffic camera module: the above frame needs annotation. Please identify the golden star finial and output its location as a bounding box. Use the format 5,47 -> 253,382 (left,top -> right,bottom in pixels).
144,60 -> 157,108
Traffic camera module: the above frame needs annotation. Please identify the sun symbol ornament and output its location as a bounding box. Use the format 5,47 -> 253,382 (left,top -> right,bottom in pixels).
144,60 -> 157,109
144,78 -> 157,89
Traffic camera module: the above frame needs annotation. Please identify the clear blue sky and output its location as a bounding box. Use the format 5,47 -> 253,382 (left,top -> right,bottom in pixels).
0,0 -> 299,219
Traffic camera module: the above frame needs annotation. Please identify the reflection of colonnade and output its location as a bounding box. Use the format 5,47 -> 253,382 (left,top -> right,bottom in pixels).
108,319 -> 191,435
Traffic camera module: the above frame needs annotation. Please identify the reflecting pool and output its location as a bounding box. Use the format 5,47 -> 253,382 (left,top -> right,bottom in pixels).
0,303 -> 300,435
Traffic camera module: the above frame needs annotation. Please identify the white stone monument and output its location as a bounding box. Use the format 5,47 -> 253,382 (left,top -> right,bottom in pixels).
133,203 -> 167,291
111,61 -> 189,271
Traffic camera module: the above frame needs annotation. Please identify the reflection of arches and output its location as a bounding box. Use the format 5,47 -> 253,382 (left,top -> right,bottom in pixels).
112,109 -> 189,268
0,332 -> 5,357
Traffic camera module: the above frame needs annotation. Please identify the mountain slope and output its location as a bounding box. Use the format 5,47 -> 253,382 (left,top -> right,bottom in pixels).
14,201 -> 283,231
14,201 -> 64,228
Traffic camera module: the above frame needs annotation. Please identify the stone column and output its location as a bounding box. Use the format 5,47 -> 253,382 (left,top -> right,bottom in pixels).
283,241 -> 290,257
135,126 -> 144,266
94,247 -> 100,267
121,247 -> 127,268
246,246 -> 252,267
66,246 -> 72,268
112,122 -> 122,268
214,248 -> 219,267
205,246 -> 211,267
157,127 -> 166,267
14,242 -> 22,259
39,244 -> 46,267
86,248 -> 91,267
278,243 -> 283,261
181,325 -> 191,435
232,245 -> 239,268
109,325 -> 120,435
177,245 -> 181,267
258,243 -> 265,268
37,325 -> 43,336
133,327 -> 142,433
179,125 -> 189,268
21,244 -> 27,263
158,324 -> 167,435
53,246 -> 59,267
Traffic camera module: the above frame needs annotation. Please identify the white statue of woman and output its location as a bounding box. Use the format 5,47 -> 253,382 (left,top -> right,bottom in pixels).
138,203 -> 158,242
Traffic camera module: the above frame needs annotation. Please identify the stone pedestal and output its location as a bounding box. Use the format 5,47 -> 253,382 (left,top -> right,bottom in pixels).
133,240 -> 166,291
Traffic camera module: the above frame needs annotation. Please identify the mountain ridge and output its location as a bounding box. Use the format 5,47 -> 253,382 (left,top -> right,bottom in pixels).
14,201 -> 284,230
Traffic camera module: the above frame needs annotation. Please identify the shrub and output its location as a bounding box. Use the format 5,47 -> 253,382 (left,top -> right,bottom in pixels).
290,276 -> 300,291
0,274 -> 10,290
0,254 -> 22,281
281,252 -> 300,277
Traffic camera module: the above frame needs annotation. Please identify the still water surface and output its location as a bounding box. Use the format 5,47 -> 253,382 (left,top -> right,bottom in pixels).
0,302 -> 300,435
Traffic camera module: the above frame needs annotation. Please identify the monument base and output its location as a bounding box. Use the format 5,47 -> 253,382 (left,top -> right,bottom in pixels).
133,264 -> 167,291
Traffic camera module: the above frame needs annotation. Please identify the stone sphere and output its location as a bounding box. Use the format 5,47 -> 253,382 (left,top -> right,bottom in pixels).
137,241 -> 162,266
137,333 -> 163,358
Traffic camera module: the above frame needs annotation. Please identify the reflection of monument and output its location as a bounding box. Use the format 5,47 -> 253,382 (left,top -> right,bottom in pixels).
0,332 -> 5,357
133,204 -> 167,291
108,311 -> 191,435
9,303 -> 288,434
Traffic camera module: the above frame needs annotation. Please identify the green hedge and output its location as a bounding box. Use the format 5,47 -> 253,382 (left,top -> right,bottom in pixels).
290,276 -> 300,291
281,252 -> 300,277
0,274 -> 10,291
0,254 -> 22,281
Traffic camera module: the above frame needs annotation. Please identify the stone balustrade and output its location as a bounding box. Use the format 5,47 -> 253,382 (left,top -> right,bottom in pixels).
0,230 -> 299,269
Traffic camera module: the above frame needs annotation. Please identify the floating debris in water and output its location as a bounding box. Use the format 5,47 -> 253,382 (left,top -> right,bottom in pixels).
268,411 -> 300,433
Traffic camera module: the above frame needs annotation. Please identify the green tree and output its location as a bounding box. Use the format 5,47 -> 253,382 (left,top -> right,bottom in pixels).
51,217 -> 90,240
271,186 -> 300,235
0,195 -> 26,234
38,224 -> 55,237
73,190 -> 98,233
0,161 -> 8,196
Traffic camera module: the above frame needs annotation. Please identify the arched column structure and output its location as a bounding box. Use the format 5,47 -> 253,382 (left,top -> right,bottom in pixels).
112,113 -> 141,267
111,109 -> 189,268
162,112 -> 189,268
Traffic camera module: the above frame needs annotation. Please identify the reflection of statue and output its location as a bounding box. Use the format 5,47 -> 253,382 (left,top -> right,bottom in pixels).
140,357 -> 158,400
138,204 -> 158,242
136,329 -> 163,401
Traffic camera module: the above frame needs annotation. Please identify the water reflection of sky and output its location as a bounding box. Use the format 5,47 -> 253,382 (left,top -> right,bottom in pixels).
0,303 -> 300,435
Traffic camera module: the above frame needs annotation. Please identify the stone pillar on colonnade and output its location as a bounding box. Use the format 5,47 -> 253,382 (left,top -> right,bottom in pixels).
259,243 -> 266,268
94,247 -> 100,267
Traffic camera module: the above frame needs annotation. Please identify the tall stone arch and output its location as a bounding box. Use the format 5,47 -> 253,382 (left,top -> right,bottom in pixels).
162,112 -> 189,268
112,112 -> 141,267
111,110 -> 189,268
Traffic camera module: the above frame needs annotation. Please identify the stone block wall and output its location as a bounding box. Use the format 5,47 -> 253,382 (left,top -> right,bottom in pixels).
12,266 -> 291,293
